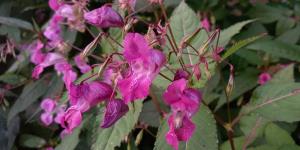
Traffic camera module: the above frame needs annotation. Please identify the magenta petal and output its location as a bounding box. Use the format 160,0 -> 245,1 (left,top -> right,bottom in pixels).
123,33 -> 150,62
40,98 -> 57,112
54,111 -> 64,124
48,0 -> 62,10
87,81 -> 113,106
174,69 -> 189,81
84,5 -> 124,28
32,65 -> 44,79
150,49 -> 166,69
118,74 -> 151,104
166,114 -> 195,149
163,79 -> 187,105
74,55 -> 91,73
61,107 -> 82,132
100,99 -> 129,128
41,112 -> 53,126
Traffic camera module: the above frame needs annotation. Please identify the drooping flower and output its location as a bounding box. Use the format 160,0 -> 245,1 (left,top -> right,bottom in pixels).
60,106 -> 82,133
54,61 -> 77,90
41,98 -> 57,112
100,99 -> 129,128
163,78 -> 201,150
258,72 -> 271,85
118,33 -> 166,103
56,3 -> 86,32
32,52 -> 65,79
43,14 -> 64,48
201,17 -> 211,32
74,54 -> 91,73
30,40 -> 46,65
69,81 -> 113,112
41,112 -> 54,126
119,0 -> 136,10
166,113 -> 195,150
84,4 -> 124,28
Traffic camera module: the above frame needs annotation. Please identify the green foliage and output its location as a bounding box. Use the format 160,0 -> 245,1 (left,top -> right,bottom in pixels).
0,16 -> 33,30
19,134 -> 46,148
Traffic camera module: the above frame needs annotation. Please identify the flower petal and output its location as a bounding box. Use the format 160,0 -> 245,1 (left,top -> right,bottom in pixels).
100,99 -> 129,128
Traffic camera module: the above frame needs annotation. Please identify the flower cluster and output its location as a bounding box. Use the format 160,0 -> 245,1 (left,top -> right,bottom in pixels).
25,0 -> 221,149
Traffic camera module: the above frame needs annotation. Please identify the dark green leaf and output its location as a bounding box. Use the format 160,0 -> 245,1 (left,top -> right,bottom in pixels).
19,134 -> 46,148
0,16 -> 33,30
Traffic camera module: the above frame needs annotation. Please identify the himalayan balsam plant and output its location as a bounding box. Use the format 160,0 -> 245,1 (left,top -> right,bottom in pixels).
2,0 -> 300,150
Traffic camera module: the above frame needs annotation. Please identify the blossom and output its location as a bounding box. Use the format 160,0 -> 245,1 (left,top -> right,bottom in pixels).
119,0 -> 136,10
163,79 -> 201,150
43,14 -> 63,48
258,72 -> 271,85
56,3 -> 86,32
84,4 -> 124,28
55,61 -> 77,90
118,33 -> 166,103
41,112 -> 54,126
32,53 -> 65,79
100,99 -> 129,128
69,81 -> 113,112
201,17 -> 211,32
30,40 -> 45,65
41,98 -> 57,112
48,0 -> 63,11
60,106 -> 82,133
163,79 -> 201,117
74,55 -> 92,73
166,113 -> 195,150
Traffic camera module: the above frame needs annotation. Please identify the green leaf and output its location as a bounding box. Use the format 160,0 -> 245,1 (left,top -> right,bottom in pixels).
247,4 -> 286,23
219,20 -> 254,47
7,75 -> 49,123
221,34 -> 265,61
55,123 -> 83,150
19,134 -> 46,148
275,18 -> 295,35
239,113 -> 269,140
91,101 -> 143,150
268,64 -> 294,84
276,24 -> 300,44
264,123 -> 294,146
154,105 -> 218,150
138,101 -> 160,127
247,40 -> 300,62
0,73 -> 26,85
220,136 -> 245,150
247,82 -> 300,122
0,16 -> 33,30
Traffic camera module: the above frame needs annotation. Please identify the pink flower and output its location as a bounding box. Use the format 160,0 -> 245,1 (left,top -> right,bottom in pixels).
74,55 -> 91,73
40,98 -> 57,112
48,0 -> 63,11
258,72 -> 271,85
166,113 -> 195,150
69,81 -> 113,112
118,33 -> 166,103
41,112 -> 54,126
84,4 -> 124,28
61,106 -> 82,133
100,99 -> 129,128
30,40 -> 46,65
163,79 -> 201,117
43,15 -> 63,47
54,61 -> 77,90
201,17 -> 211,32
163,79 -> 201,150
119,0 -> 136,10
32,53 -> 65,79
